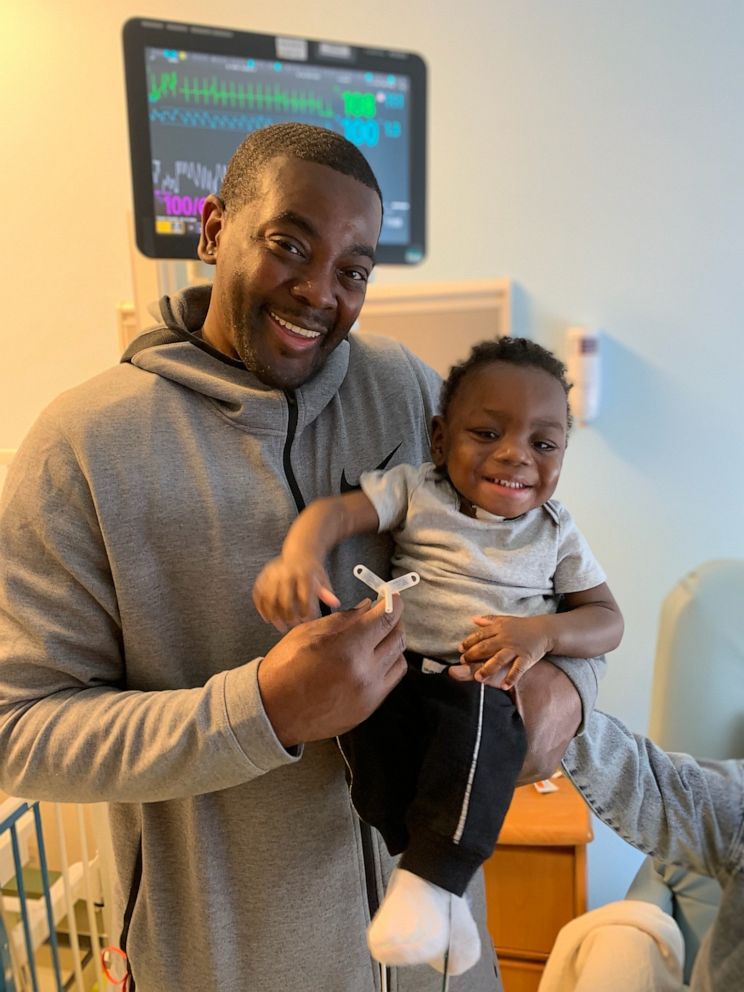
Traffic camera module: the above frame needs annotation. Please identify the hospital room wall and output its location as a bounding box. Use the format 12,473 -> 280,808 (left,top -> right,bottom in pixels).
2,0 -> 743,907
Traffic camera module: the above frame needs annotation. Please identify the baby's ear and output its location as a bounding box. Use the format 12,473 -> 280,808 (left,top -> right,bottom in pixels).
430,416 -> 447,467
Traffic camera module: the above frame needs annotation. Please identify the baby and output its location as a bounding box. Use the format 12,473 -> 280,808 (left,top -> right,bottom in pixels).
254,337 -> 623,975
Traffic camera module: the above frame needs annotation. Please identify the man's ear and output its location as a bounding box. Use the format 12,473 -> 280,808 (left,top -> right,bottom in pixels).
198,195 -> 226,265
430,415 -> 447,466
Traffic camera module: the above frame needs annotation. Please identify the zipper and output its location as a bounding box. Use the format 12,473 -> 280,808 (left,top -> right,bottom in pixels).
283,391 -> 327,617
118,836 -> 143,991
360,819 -> 392,991
282,391 -> 305,512
283,391 -> 387,989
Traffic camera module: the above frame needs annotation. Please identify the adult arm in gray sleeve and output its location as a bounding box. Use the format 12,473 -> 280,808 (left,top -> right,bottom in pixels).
547,653 -> 606,730
510,655 -> 603,783
0,420 -> 298,805
562,709 -> 743,878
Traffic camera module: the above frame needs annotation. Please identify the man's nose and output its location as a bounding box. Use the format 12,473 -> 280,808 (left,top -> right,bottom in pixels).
289,265 -> 336,310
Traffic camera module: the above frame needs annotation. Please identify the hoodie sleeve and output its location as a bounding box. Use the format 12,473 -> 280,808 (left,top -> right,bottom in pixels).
562,710 -> 744,881
0,411 -> 299,805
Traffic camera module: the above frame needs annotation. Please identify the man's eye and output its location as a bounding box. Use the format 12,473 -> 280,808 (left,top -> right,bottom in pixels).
271,238 -> 303,256
343,268 -> 369,283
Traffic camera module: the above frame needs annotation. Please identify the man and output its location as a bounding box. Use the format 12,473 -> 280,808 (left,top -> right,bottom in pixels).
0,124 -> 602,991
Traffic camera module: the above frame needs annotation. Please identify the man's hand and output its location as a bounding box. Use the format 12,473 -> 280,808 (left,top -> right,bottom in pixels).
253,554 -> 340,631
449,657 -> 582,785
257,597 -> 406,747
458,614 -> 551,689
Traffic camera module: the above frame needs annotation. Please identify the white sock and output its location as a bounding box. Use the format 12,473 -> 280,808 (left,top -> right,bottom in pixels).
428,891 -> 482,976
367,868 -> 451,966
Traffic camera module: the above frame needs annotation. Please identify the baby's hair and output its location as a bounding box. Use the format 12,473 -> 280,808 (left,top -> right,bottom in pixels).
440,336 -> 573,431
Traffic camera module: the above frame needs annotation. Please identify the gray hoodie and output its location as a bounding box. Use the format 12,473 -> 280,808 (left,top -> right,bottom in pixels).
0,286 -> 601,991
563,711 -> 744,992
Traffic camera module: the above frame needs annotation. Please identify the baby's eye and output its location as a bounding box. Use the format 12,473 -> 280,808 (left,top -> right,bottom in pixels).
471,430 -> 499,441
533,440 -> 558,452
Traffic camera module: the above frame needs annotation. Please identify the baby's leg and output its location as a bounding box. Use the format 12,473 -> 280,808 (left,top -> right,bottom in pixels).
338,668 -> 427,854
369,670 -> 526,973
428,888 -> 482,976
367,867 -> 481,975
367,867 -> 451,964
400,675 -> 526,893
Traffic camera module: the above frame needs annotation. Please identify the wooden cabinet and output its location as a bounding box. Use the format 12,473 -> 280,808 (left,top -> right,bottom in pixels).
483,777 -> 593,992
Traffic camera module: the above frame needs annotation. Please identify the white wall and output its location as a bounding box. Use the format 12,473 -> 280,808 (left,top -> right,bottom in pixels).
3,0 -> 743,907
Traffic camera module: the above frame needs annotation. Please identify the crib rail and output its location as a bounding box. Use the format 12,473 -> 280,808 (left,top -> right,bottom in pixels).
0,799 -> 106,992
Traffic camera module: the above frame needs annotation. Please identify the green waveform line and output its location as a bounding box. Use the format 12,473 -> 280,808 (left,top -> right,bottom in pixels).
148,72 -> 335,117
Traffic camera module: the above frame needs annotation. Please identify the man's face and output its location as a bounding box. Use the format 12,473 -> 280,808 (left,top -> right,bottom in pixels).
199,156 -> 382,390
431,362 -> 568,519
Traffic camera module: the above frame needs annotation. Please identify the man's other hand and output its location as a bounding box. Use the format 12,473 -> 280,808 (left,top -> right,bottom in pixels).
449,657 -> 582,785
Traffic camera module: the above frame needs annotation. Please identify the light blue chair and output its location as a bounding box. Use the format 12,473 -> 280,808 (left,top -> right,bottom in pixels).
626,559 -> 744,986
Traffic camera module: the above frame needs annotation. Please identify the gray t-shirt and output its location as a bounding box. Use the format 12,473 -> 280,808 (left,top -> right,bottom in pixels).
360,462 -> 606,663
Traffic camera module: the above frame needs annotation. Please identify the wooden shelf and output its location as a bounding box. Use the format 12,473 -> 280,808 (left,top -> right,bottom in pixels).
484,776 -> 593,992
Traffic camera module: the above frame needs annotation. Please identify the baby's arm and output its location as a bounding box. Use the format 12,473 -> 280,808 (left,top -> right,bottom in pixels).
253,490 -> 380,630
458,582 -> 623,689
529,583 -> 623,657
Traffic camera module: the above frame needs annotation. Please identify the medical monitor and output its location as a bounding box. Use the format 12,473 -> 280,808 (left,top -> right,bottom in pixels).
122,18 -> 427,263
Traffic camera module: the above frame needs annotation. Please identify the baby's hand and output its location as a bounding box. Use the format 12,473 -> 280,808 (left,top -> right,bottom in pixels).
456,615 -> 550,690
252,555 -> 340,632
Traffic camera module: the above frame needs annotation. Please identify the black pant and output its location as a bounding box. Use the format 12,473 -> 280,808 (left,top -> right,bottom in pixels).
339,654 -> 527,896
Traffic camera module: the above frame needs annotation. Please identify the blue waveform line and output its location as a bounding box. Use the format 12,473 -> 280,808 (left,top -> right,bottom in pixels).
149,107 -> 333,131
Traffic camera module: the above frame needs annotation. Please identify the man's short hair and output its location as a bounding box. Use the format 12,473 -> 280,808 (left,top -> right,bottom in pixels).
220,122 -> 383,212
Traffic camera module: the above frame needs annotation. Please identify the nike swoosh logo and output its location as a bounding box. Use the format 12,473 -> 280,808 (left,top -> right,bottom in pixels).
340,443 -> 402,493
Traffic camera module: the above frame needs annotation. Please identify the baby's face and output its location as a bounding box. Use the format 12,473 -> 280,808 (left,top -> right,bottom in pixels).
431,361 -> 568,519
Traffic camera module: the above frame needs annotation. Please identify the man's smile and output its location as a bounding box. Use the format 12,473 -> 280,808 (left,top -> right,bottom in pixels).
269,310 -> 324,341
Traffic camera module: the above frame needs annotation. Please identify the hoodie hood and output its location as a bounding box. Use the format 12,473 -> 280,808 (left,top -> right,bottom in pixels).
121,285 -> 351,436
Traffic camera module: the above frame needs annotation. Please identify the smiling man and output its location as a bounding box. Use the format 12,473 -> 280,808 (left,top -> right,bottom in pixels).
200,151 -> 380,388
0,124 -> 603,992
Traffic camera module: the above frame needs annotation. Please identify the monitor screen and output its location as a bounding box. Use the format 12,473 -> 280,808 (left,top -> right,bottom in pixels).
122,19 -> 427,263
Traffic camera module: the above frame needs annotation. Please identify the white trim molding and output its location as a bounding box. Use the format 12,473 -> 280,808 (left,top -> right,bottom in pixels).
363,278 -> 511,323
357,278 -> 511,376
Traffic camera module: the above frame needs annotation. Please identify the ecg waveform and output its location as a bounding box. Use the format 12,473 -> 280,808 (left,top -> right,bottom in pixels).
149,107 -> 383,151
152,159 -> 227,195
150,107 -> 282,132
148,71 -> 335,118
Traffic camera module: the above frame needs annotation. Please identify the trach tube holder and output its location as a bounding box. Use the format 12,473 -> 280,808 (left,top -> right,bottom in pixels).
353,564 -> 420,612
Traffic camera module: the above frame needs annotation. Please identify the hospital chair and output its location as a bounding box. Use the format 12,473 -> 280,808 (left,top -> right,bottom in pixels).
626,558 -> 744,985
540,560 -> 744,992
